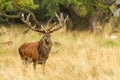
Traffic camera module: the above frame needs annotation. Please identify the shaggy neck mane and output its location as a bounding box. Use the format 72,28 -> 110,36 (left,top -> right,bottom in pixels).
39,38 -> 52,47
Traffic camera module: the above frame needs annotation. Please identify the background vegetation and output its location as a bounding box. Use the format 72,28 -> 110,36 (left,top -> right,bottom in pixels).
0,0 -> 120,32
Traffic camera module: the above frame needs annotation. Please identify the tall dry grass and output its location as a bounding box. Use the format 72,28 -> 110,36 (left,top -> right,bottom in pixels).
0,25 -> 120,80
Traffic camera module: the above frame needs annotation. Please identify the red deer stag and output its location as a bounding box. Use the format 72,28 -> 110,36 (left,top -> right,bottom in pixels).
19,13 -> 67,70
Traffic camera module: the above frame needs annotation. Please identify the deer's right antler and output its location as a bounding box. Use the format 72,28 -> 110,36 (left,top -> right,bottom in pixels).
48,13 -> 68,33
21,13 -> 45,33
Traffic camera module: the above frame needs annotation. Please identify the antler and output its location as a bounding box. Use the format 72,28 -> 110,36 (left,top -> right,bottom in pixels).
21,13 -> 45,33
48,13 -> 68,33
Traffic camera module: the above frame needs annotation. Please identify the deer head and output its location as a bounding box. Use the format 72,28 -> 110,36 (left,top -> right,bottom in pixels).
21,13 -> 68,41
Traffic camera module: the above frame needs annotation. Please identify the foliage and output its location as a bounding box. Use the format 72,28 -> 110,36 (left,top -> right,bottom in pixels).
0,0 -> 114,20
0,0 -> 38,12
0,0 -> 13,12
41,0 -> 111,17
0,0 -> 118,31
0,0 -> 39,23
41,0 -> 65,17
17,0 -> 38,9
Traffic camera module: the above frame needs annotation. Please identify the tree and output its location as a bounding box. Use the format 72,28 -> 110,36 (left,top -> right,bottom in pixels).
40,0 -> 115,32
111,0 -> 120,32
0,0 -> 38,23
0,0 -> 117,33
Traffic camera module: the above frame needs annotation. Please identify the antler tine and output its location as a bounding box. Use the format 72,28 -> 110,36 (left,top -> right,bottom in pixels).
21,13 -> 45,33
55,12 -> 61,23
41,25 -> 47,32
21,13 -> 25,22
26,14 -> 31,23
56,13 -> 65,24
48,13 -> 67,33
60,13 -> 64,22
64,15 -> 68,24
55,12 -> 59,20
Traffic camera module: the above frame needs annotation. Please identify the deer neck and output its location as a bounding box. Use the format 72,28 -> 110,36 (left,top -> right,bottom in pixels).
39,38 -> 52,48
37,38 -> 52,63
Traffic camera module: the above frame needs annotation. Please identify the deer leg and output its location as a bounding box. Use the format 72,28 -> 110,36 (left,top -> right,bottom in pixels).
33,61 -> 36,70
22,59 -> 26,65
42,63 -> 46,73
22,58 -> 28,67
20,56 -> 26,65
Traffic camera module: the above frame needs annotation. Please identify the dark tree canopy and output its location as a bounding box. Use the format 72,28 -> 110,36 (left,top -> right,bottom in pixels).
0,0 -> 120,32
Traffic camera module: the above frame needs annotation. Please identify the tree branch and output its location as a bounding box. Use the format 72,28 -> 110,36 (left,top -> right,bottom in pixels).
12,3 -> 41,27
0,12 -> 21,19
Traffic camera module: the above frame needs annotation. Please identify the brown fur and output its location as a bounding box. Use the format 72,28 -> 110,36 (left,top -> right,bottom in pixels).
19,34 -> 52,69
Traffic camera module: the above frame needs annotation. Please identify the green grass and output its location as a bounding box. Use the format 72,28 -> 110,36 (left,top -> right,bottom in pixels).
102,40 -> 118,47
0,24 -> 120,80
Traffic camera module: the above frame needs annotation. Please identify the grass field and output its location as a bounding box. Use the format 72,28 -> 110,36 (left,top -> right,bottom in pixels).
0,24 -> 120,80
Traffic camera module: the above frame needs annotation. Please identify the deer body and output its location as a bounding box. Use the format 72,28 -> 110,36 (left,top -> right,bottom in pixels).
19,34 -> 52,69
19,42 -> 39,64
19,13 -> 67,70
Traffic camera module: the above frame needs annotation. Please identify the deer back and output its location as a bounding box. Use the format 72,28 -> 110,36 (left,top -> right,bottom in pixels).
19,42 -> 40,61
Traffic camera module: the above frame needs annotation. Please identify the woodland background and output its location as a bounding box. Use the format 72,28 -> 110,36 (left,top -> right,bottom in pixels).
0,0 -> 120,32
